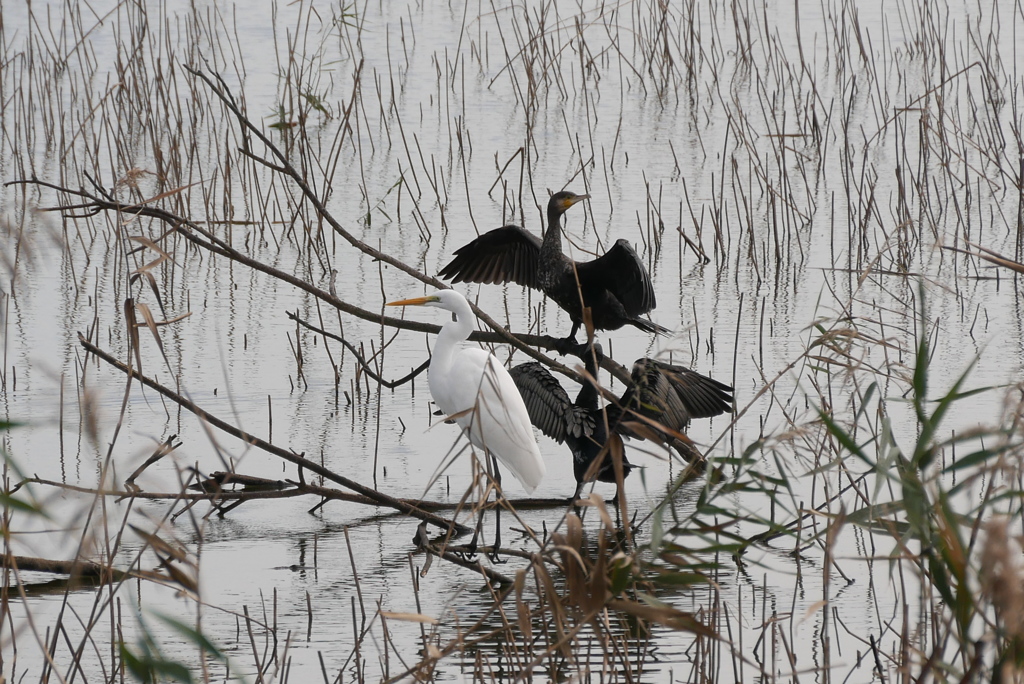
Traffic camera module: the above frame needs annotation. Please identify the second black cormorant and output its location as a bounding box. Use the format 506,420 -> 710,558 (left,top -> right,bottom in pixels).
510,346 -> 733,500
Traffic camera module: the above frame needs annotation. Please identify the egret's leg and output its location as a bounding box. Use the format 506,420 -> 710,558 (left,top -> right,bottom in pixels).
488,453 -> 506,564
462,452 -> 492,558
464,515 -> 483,558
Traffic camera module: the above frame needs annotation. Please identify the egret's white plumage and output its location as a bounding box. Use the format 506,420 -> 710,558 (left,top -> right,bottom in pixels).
386,290 -> 546,492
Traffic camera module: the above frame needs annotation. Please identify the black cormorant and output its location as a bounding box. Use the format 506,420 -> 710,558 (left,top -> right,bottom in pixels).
509,345 -> 733,500
439,191 -> 667,349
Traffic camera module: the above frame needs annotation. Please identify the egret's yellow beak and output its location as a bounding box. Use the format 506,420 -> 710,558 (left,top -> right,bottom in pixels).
386,295 -> 437,307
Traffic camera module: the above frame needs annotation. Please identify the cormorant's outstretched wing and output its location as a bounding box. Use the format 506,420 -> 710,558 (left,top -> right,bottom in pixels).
438,226 -> 542,289
636,360 -> 734,419
613,361 -> 733,439
509,362 -> 594,443
575,239 -> 656,316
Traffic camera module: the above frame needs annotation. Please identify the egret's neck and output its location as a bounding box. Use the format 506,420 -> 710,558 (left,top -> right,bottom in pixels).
431,297 -> 475,375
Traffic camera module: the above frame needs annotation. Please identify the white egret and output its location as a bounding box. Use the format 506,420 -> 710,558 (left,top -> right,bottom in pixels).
386,289 -> 546,493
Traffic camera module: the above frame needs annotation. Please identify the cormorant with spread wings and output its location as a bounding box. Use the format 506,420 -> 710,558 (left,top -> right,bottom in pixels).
439,191 -> 667,349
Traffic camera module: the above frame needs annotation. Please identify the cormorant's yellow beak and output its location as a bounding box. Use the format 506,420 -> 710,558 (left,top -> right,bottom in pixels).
386,295 -> 437,307
562,193 -> 590,211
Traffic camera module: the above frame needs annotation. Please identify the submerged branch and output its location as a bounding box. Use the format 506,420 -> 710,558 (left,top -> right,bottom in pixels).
2,554 -> 171,586
78,335 -> 472,536
21,475 -> 573,515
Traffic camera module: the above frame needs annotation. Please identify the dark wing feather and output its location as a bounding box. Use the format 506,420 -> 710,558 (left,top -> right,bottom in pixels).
612,360 -> 733,441
575,239 -> 656,316
566,405 -> 597,440
639,359 -> 734,419
622,358 -> 737,421
509,363 -> 572,443
615,365 -> 689,436
437,225 -> 542,289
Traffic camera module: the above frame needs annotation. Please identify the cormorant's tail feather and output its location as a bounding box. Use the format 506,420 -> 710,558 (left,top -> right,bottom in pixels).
631,317 -> 671,336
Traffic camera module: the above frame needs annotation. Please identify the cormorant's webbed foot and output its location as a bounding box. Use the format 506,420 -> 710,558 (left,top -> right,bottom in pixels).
566,482 -> 585,506
554,336 -> 583,357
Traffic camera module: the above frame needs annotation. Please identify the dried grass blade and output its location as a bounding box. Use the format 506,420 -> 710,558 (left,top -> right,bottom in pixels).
124,298 -> 143,373
607,598 -> 713,634
135,302 -> 165,355
129,235 -> 177,264
124,180 -> 206,210
378,611 -> 438,624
